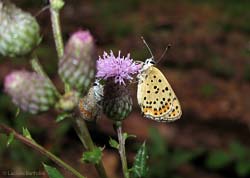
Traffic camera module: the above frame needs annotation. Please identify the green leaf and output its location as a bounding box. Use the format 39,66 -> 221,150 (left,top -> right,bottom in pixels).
15,108 -> 20,118
172,148 -> 204,167
43,164 -> 64,178
148,127 -> 167,157
7,132 -> 14,147
82,147 -> 102,164
229,141 -> 247,160
235,160 -> 250,177
109,137 -> 119,149
172,150 -> 195,167
123,132 -> 136,141
22,127 -> 33,140
200,83 -> 216,97
56,113 -> 70,122
205,150 -> 232,169
131,142 -> 149,178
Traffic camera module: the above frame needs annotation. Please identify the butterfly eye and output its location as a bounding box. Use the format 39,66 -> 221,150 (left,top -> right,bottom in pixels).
150,60 -> 155,64
145,58 -> 155,65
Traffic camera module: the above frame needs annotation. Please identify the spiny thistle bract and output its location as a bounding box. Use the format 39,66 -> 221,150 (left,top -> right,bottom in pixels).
103,79 -> 133,121
58,30 -> 97,96
0,0 -> 40,57
4,71 -> 58,114
97,51 -> 141,121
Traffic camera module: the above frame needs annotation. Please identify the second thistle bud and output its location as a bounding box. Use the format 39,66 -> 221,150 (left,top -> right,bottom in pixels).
4,70 -> 58,114
58,30 -> 97,95
103,79 -> 132,121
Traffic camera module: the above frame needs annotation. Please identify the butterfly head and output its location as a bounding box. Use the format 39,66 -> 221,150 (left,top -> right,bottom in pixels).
140,57 -> 156,71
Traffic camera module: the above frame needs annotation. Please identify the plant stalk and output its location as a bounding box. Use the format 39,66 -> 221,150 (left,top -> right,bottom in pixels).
73,116 -> 108,178
115,122 -> 130,178
49,0 -> 64,59
48,1 -> 108,177
0,123 -> 85,178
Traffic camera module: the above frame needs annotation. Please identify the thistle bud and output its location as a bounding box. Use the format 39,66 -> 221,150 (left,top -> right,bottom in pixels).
102,79 -> 132,121
58,30 -> 97,95
57,91 -> 80,112
0,1 -> 40,57
4,71 -> 58,114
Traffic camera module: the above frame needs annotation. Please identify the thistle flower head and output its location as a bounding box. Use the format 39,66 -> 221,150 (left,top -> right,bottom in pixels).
64,30 -> 94,55
4,70 -> 57,114
73,30 -> 93,43
4,71 -> 24,90
0,0 -> 40,57
102,79 -> 132,121
58,30 -> 97,95
97,51 -> 141,85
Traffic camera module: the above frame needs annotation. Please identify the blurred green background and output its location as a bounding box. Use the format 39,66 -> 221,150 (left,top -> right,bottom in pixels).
1,0 -> 250,178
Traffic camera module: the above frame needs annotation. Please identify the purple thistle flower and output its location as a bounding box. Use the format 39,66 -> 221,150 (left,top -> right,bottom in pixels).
96,51 -> 142,85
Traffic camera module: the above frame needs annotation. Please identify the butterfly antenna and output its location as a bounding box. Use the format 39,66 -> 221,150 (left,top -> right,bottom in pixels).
157,44 -> 171,64
141,36 -> 154,59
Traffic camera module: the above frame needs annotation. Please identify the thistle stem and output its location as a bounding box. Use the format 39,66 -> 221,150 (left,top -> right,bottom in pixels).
48,1 -> 108,177
73,116 -> 108,178
115,122 -> 130,178
49,0 -> 64,59
0,123 -> 85,178
49,0 -> 70,92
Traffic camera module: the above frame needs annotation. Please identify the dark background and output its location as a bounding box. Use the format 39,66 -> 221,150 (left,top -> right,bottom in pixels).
1,0 -> 250,178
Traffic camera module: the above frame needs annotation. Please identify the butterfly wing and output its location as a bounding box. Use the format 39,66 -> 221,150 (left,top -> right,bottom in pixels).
137,66 -> 181,122
163,96 -> 182,121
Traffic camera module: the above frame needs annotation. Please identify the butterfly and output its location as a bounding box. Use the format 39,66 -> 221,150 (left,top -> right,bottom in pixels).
137,41 -> 182,122
78,80 -> 103,121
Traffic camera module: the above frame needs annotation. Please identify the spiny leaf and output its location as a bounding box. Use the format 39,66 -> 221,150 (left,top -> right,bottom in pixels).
22,127 -> 33,140
7,132 -> 14,147
123,132 -> 136,141
43,164 -> 64,178
131,142 -> 149,178
109,137 -> 119,149
15,108 -> 20,118
82,147 -> 102,164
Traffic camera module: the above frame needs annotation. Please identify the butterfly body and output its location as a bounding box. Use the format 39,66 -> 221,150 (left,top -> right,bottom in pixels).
78,81 -> 103,121
137,58 -> 182,122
